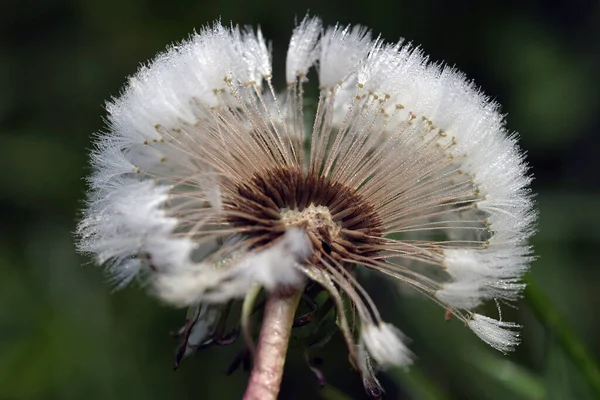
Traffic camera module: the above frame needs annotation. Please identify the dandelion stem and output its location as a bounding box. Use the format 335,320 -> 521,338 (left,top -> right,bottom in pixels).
243,288 -> 303,400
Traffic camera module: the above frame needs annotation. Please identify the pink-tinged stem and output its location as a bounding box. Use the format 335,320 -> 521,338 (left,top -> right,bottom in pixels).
243,289 -> 302,400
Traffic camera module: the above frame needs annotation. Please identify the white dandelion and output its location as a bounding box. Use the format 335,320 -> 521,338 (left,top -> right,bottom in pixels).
77,15 -> 536,394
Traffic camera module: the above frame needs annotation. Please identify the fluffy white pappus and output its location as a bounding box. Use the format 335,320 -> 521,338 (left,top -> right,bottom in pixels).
145,234 -> 197,269
86,146 -> 139,197
88,181 -> 174,235
415,66 -> 502,137
230,228 -> 311,292
87,139 -> 200,208
435,281 -> 485,309
239,26 -> 272,80
438,246 -> 532,309
356,41 -> 404,94
78,180 -> 194,279
286,15 -> 322,83
105,257 -> 143,290
107,21 -> 272,138
436,278 -> 525,310
478,194 -> 536,244
373,61 -> 501,157
379,47 -> 435,110
468,313 -> 521,353
153,263 -> 228,306
443,248 -> 529,282
154,228 -> 311,306
469,142 -> 532,204
318,24 -> 373,87
331,40 -> 491,144
361,323 -> 413,367
441,115 -> 534,245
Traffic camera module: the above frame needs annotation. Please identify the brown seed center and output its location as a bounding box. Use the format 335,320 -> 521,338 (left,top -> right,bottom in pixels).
224,167 -> 384,262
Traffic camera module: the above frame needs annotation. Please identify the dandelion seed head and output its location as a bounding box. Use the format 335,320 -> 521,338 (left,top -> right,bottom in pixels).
77,15 -> 536,391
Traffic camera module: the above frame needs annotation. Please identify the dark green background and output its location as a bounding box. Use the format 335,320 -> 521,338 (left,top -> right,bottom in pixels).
1,0 -> 599,399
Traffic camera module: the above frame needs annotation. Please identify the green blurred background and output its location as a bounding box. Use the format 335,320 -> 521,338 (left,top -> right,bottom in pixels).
1,0 -> 599,399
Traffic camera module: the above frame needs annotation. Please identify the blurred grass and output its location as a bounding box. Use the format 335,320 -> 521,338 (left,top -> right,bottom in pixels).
526,280 -> 600,397
1,0 -> 599,399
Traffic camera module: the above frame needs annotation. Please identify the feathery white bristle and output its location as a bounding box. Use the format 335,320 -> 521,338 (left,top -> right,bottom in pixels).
78,180 -> 194,277
318,24 -> 373,87
153,263 -> 226,306
468,313 -> 521,353
240,27 -> 272,79
105,257 -> 143,290
437,247 -> 530,309
108,21 -> 272,139
435,281 -> 485,309
154,228 -> 310,306
356,42 -> 403,95
87,141 -> 138,191
361,323 -> 413,367
229,228 -> 310,292
286,15 -> 322,83
436,277 -> 526,310
444,248 -> 529,281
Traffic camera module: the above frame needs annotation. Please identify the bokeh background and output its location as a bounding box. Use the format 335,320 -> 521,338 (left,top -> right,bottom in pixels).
1,0 -> 599,399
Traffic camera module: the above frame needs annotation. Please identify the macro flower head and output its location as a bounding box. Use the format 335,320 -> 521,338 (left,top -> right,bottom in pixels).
77,15 -> 536,393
